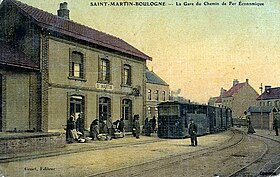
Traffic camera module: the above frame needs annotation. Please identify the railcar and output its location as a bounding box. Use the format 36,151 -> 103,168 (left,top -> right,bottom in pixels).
157,101 -> 232,139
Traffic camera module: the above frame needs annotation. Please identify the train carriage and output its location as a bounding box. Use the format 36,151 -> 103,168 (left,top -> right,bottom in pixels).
157,101 -> 232,139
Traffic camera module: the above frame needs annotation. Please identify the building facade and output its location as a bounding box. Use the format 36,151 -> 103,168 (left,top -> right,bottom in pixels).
145,69 -> 169,119
256,86 -> 280,109
209,79 -> 259,119
0,0 -> 151,132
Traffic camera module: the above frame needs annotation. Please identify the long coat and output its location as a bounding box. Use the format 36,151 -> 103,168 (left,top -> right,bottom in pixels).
133,119 -> 141,137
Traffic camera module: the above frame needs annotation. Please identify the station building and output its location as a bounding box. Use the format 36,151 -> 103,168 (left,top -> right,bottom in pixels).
0,0 -> 151,132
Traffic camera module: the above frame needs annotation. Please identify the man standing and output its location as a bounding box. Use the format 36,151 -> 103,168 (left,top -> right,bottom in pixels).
273,116 -> 279,136
133,115 -> 141,139
188,119 -> 198,146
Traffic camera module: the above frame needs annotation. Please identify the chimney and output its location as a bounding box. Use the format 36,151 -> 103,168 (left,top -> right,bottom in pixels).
265,85 -> 271,93
220,87 -> 226,97
233,79 -> 239,86
57,2 -> 70,19
245,79 -> 249,85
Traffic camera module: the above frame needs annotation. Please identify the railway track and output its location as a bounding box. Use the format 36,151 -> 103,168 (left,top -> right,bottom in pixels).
89,129 -> 246,177
90,129 -> 280,177
228,134 -> 280,177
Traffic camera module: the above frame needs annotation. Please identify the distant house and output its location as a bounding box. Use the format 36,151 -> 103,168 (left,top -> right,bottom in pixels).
0,0 -> 151,132
256,86 -> 280,109
145,68 -> 169,119
209,79 -> 259,119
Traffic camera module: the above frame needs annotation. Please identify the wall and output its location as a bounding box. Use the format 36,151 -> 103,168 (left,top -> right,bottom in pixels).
146,82 -> 169,119
0,133 -> 65,154
231,85 -> 258,119
5,72 -> 30,131
46,37 -> 146,132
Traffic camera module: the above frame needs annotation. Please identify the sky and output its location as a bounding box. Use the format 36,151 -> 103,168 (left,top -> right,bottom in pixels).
15,0 -> 280,103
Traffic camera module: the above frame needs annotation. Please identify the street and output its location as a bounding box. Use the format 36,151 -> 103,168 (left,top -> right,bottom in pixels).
0,128 -> 279,177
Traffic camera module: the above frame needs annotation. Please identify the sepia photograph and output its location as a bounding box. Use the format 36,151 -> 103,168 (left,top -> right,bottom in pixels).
0,0 -> 279,176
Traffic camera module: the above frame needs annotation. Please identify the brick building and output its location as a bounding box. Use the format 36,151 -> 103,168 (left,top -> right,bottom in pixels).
145,68 -> 169,119
0,0 -> 151,132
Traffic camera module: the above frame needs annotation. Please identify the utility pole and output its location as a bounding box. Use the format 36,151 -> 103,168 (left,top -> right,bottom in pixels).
259,83 -> 263,129
259,83 -> 263,115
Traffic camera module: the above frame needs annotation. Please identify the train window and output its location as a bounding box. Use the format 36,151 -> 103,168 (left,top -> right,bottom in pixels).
159,105 -> 179,116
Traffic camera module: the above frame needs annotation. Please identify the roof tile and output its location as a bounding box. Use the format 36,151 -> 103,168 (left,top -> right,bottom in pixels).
0,39 -> 39,70
257,87 -> 280,100
8,0 -> 151,60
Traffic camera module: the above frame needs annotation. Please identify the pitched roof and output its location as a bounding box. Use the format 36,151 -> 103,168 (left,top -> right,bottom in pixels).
0,39 -> 39,70
248,106 -> 277,113
215,96 -> 222,103
223,82 -> 246,97
5,0 -> 151,61
257,87 -> 280,100
146,69 -> 169,86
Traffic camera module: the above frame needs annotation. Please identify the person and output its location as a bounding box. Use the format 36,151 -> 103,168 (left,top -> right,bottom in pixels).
133,115 -> 141,139
107,117 -> 115,137
76,113 -> 84,135
188,119 -> 198,146
247,117 -> 255,134
99,120 -> 109,134
66,115 -> 79,143
151,116 -> 157,133
273,116 -> 279,136
90,119 -> 99,140
118,118 -> 125,136
144,118 -> 151,136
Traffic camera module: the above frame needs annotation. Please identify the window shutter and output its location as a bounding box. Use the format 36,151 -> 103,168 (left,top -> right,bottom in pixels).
128,65 -> 132,85
121,62 -> 124,85
107,60 -> 111,82
98,56 -> 102,81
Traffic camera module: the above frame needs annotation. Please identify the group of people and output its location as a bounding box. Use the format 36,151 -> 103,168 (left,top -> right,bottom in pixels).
66,114 -> 126,143
143,116 -> 157,136
247,115 -> 279,136
66,114 -> 85,143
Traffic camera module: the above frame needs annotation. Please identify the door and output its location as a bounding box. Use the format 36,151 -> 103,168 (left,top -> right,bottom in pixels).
0,75 -> 2,132
70,96 -> 84,120
122,99 -> 132,131
99,97 -> 111,122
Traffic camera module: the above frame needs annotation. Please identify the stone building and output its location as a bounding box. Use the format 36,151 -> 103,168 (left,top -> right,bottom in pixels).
209,79 -> 259,119
145,68 -> 169,119
0,0 -> 151,132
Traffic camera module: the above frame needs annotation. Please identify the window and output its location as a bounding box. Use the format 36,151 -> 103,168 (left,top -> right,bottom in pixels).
147,107 -> 151,115
148,89 -> 151,100
274,100 -> 279,107
99,59 -> 110,83
70,51 -> 84,78
267,101 -> 272,106
162,91 -> 166,101
155,90 -> 159,101
123,64 -> 131,85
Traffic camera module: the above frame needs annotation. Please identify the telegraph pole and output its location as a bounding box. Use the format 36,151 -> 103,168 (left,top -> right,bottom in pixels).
259,83 -> 263,116
259,83 -> 263,129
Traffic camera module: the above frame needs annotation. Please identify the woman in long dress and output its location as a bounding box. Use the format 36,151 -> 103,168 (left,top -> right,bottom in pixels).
247,117 -> 255,134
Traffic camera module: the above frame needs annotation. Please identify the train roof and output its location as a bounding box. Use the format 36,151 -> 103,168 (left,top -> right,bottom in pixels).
158,101 -> 232,110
